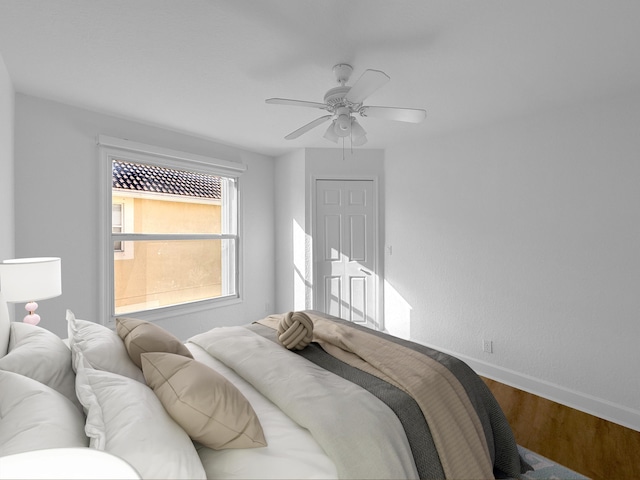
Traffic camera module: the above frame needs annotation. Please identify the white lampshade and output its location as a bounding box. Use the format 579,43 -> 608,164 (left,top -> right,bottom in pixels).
0,257 -> 62,303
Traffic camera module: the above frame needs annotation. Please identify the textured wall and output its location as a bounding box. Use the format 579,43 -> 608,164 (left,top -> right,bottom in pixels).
385,92 -> 640,430
13,94 -> 275,340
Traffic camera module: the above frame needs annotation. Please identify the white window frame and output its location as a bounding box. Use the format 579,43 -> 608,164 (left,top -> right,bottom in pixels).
112,198 -> 134,260
112,202 -> 124,251
97,135 -> 246,327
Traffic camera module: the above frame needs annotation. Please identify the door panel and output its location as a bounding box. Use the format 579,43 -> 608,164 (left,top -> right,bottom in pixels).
349,276 -> 367,323
325,275 -> 341,318
315,179 -> 377,328
349,188 -> 366,206
349,215 -> 367,261
324,188 -> 341,205
324,215 -> 341,261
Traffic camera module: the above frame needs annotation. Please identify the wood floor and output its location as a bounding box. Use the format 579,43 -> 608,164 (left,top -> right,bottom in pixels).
482,377 -> 640,480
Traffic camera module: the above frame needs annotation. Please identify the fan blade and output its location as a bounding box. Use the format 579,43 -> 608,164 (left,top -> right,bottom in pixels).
360,106 -> 426,123
266,98 -> 328,110
345,69 -> 390,104
284,115 -> 332,140
323,122 -> 339,143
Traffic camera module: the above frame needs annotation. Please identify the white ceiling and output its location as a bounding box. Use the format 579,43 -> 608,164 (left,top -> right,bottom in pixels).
0,0 -> 639,157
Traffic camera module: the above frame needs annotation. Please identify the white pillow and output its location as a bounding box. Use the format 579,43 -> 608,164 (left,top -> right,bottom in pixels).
0,370 -> 88,456
75,360 -> 206,479
66,309 -> 145,383
0,322 -> 80,410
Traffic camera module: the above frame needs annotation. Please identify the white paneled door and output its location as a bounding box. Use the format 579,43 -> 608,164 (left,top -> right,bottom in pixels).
314,179 -> 378,329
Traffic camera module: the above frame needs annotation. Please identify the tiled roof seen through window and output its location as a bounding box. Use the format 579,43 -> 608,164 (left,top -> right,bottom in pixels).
112,160 -> 221,200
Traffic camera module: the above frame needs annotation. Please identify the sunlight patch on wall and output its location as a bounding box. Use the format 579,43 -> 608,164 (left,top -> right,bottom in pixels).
383,279 -> 412,339
293,219 -> 313,310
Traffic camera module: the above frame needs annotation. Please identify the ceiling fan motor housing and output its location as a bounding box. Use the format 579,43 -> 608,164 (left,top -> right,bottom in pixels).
324,86 -> 352,108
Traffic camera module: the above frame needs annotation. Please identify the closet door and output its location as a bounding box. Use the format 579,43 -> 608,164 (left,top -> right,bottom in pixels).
315,179 -> 378,329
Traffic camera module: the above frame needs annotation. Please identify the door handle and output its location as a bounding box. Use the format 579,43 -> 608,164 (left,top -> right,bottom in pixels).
360,268 -> 372,276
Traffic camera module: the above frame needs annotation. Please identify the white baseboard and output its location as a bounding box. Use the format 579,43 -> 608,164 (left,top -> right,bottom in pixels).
416,342 -> 640,433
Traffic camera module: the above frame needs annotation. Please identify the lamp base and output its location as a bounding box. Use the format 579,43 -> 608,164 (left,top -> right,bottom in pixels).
24,301 -> 40,325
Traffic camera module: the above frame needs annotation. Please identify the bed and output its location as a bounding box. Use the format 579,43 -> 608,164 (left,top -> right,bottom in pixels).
0,300 -> 531,479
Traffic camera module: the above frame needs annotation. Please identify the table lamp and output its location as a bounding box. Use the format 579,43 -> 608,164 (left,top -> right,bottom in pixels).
0,257 -> 62,325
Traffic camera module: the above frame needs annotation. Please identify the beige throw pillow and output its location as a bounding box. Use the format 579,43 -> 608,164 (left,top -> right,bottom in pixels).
141,352 -> 267,450
116,317 -> 193,368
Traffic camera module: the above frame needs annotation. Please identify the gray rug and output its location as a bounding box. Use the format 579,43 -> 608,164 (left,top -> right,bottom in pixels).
518,445 -> 589,479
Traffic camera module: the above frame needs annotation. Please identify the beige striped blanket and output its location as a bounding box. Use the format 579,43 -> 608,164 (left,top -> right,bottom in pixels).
259,312 -> 495,479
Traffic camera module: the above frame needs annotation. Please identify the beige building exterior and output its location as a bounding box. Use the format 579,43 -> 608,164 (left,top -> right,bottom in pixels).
112,160 -> 224,314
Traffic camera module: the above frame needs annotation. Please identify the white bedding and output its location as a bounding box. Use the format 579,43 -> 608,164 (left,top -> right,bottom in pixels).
1,311 -> 339,479
187,342 -> 339,480
188,327 -> 419,480
5,309 -> 524,480
1,309 -> 526,479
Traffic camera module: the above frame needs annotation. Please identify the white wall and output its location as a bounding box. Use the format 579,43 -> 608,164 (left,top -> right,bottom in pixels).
14,94 -> 275,340
274,148 -> 385,315
274,149 -> 306,312
0,54 -> 14,262
385,92 -> 640,430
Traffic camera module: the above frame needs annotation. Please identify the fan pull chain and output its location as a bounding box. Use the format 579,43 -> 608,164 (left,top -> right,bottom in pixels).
350,130 -> 354,157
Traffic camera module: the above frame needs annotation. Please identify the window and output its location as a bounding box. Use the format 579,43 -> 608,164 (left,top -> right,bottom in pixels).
98,136 -> 246,325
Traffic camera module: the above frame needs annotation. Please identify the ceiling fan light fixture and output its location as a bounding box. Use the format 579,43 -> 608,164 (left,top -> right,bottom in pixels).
352,135 -> 368,146
334,113 -> 351,137
324,123 -> 339,143
350,117 -> 366,139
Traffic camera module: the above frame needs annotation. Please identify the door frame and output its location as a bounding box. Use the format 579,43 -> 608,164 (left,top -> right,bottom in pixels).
310,175 -> 384,331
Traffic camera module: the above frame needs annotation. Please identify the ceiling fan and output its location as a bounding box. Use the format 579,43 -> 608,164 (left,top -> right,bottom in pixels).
266,64 -> 426,146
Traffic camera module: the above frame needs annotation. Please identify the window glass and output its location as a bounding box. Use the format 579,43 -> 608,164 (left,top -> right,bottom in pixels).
112,160 -> 230,234
110,158 -> 239,316
113,239 -> 236,314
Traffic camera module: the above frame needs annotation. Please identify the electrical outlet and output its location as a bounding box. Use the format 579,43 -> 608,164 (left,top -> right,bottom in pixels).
483,339 -> 493,354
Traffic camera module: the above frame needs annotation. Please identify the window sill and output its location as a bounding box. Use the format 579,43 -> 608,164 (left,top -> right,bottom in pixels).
106,295 -> 241,328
